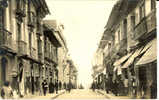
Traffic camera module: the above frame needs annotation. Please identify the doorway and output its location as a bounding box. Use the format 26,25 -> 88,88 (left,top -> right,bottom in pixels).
1,57 -> 8,84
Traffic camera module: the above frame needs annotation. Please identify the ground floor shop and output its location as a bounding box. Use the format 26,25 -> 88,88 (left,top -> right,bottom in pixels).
95,38 -> 157,99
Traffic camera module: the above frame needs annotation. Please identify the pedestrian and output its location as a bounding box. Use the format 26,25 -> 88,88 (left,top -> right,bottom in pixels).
55,80 -> 58,94
59,81 -> 62,90
92,82 -> 95,92
1,81 -> 13,99
49,78 -> 54,93
68,82 -> 72,93
42,80 -> 48,96
132,77 -> 137,97
63,82 -> 66,89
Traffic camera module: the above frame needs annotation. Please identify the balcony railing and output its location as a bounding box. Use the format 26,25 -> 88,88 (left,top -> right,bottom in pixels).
104,38 -> 127,60
18,40 -> 27,56
134,18 -> 147,40
0,28 -> 13,50
44,50 -> 49,59
28,11 -> 35,28
134,10 -> 156,40
38,53 -> 43,62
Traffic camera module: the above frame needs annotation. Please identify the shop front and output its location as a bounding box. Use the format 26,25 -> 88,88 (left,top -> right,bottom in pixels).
135,38 -> 157,99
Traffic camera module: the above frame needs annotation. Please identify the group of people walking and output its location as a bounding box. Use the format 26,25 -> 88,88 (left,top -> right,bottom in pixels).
41,79 -> 62,96
91,75 -> 136,97
41,79 -> 73,96
0,79 -> 73,99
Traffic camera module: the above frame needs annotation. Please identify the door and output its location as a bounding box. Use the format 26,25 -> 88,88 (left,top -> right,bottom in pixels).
1,57 -> 8,84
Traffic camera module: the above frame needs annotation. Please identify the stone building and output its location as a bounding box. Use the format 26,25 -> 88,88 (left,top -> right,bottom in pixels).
43,21 -> 62,91
0,0 -> 49,96
43,20 -> 68,89
93,0 -> 156,99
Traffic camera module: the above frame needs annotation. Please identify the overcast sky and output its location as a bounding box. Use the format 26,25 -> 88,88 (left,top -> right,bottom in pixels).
45,0 -> 117,88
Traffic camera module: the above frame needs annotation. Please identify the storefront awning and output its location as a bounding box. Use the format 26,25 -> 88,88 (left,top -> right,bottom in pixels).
121,47 -> 143,68
113,65 -> 122,75
136,38 -> 157,65
113,53 -> 132,66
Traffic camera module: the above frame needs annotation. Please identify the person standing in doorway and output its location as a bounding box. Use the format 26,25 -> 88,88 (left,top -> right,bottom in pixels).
55,80 -> 58,94
49,78 -> 54,93
59,81 -> 62,90
42,80 -> 48,96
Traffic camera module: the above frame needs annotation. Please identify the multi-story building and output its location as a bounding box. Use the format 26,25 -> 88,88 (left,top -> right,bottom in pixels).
92,48 -> 105,90
0,0 -> 49,96
94,0 -> 156,99
43,20 -> 68,89
43,21 -> 62,89
65,59 -> 78,88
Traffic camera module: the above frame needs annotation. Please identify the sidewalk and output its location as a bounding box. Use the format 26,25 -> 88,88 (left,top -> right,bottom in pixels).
23,90 -> 65,99
96,89 -> 132,99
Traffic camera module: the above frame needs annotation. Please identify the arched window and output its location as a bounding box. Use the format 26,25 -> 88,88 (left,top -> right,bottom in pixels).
1,57 -> 8,82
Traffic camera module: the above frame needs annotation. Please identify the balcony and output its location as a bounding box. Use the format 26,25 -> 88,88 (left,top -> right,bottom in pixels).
134,18 -> 147,40
30,47 -> 36,59
53,56 -> 58,63
134,10 -> 156,40
38,53 -> 43,62
38,48 -> 43,62
28,11 -> 36,28
18,40 -> 27,56
0,28 -> 14,50
44,50 -> 49,60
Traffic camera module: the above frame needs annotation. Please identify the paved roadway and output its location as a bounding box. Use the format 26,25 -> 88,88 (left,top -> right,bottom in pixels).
55,89 -> 108,99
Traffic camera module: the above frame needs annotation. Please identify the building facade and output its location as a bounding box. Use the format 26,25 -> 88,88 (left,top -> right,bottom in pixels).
92,0 -> 156,99
43,20 -> 69,89
43,21 -> 62,91
0,0 -> 49,96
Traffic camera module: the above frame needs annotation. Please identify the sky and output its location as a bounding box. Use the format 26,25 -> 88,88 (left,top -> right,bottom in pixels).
45,0 -> 117,88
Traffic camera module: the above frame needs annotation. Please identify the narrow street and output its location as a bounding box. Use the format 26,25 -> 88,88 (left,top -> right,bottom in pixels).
0,0 -> 157,99
55,89 -> 107,99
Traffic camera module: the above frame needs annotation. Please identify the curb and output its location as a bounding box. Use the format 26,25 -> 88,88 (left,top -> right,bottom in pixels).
51,91 -> 66,99
96,90 -> 110,99
21,90 -> 66,99
97,90 -> 132,99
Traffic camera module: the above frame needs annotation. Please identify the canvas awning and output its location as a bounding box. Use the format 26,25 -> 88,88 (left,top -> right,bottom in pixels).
121,47 -> 143,68
113,65 -> 122,75
113,53 -> 132,66
136,38 -> 157,65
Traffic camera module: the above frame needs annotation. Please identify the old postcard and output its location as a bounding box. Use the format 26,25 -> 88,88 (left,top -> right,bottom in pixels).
0,0 -> 157,99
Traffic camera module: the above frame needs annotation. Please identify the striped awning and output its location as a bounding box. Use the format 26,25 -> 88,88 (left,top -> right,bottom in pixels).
121,47 -> 143,68
113,53 -> 133,66
136,38 -> 157,65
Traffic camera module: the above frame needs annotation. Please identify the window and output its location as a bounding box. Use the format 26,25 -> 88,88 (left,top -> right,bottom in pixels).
123,19 -> 127,37
131,16 -> 135,28
151,0 -> 156,10
1,57 -> 7,82
37,36 -> 42,55
139,1 -> 145,20
17,23 -> 21,41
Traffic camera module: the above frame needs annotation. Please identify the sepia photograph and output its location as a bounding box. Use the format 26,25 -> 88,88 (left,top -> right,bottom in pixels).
0,0 -> 157,99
